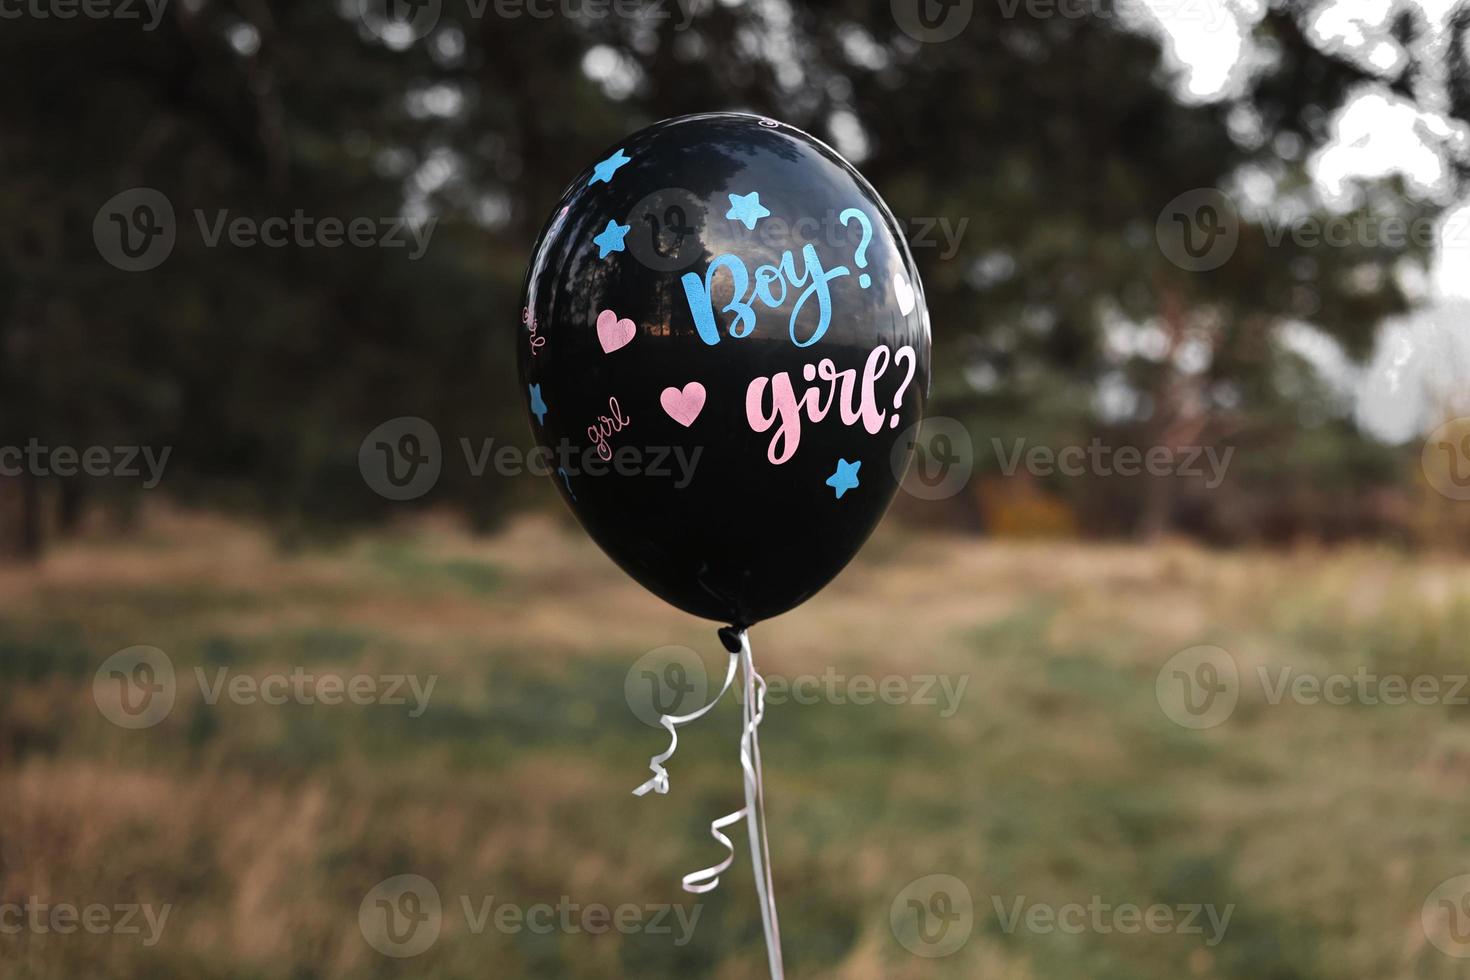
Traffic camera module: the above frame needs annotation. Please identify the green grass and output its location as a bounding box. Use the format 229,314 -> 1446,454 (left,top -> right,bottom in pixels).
3,516 -> 1470,978
364,541 -> 503,595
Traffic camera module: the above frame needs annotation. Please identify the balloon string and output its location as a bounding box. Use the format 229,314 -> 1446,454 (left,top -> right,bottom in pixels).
739,630 -> 785,980
630,631 -> 786,980
632,650 -> 740,798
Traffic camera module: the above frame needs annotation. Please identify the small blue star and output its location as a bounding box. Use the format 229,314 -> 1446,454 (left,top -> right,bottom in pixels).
588,148 -> 631,186
826,458 -> 861,499
528,384 -> 548,425
725,191 -> 771,230
593,219 -> 630,258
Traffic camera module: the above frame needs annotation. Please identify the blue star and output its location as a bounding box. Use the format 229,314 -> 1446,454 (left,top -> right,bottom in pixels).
825,458 -> 861,499
588,148 -> 631,186
725,191 -> 771,230
593,220 -> 630,258
528,384 -> 548,425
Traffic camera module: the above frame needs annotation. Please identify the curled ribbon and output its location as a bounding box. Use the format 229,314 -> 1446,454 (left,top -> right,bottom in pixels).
632,650 -> 740,799
632,631 -> 785,979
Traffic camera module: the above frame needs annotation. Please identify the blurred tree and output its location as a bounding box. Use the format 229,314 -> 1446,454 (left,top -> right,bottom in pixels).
0,0 -> 1459,555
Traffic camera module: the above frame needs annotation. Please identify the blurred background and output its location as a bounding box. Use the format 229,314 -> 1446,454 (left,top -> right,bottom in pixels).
6,0 -> 1470,977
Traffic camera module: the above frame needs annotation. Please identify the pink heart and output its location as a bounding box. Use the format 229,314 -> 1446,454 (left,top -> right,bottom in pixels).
660,382 -> 706,427
596,309 -> 636,353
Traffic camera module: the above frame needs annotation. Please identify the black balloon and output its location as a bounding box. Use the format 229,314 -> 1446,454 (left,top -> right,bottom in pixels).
518,112 -> 930,626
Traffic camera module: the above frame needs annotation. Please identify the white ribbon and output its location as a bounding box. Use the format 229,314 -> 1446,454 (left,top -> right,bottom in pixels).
631,631 -> 786,979
737,631 -> 785,980
632,650 -> 740,799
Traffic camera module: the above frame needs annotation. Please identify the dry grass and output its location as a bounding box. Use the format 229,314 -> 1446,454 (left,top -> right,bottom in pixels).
3,506 -> 1470,978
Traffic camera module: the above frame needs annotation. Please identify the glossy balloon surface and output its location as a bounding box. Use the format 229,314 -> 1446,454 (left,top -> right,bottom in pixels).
519,113 -> 930,625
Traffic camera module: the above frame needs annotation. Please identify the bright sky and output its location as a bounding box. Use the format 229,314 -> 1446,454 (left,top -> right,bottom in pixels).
1135,0 -> 1470,441
563,0 -> 1467,440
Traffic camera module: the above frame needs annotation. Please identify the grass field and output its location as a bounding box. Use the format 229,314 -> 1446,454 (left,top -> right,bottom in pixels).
4,507 -> 1470,979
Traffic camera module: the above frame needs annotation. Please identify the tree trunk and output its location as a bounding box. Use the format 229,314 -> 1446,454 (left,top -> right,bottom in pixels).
18,472 -> 44,561
1136,470 -> 1174,543
58,477 -> 86,534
